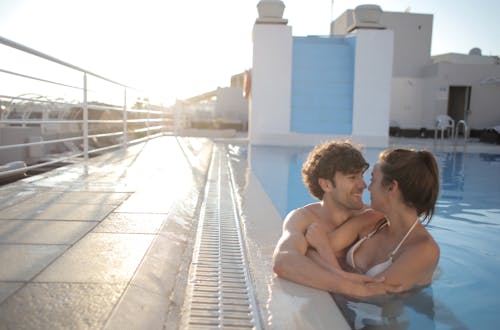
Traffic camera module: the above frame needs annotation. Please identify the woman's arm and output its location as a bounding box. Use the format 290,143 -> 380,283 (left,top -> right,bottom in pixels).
305,222 -> 342,270
327,209 -> 385,253
305,209 -> 385,271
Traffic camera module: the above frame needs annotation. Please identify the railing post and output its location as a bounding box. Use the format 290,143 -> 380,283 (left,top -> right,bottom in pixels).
454,120 -> 468,145
83,73 -> 89,160
123,88 -> 128,149
147,107 -> 150,138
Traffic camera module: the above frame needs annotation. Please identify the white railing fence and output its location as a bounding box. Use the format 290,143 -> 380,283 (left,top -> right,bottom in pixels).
0,35 -> 173,181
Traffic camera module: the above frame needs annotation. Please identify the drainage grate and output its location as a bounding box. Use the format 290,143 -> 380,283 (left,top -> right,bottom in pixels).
184,145 -> 262,329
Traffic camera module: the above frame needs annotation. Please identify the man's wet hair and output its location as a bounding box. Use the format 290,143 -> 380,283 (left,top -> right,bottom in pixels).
302,140 -> 368,200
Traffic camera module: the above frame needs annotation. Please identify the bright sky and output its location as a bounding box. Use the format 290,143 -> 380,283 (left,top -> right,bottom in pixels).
1,0 -> 499,105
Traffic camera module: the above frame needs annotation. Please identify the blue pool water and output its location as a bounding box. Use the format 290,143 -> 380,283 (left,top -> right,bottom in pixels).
232,144 -> 500,330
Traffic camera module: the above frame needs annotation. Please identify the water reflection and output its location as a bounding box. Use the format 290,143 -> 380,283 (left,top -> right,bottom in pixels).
332,286 -> 469,329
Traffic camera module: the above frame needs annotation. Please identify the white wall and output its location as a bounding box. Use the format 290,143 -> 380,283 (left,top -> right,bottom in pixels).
351,29 -> 394,147
390,77 -> 425,128
408,62 -> 500,130
250,24 -> 293,144
380,12 -> 432,77
331,10 -> 432,78
214,87 -> 248,123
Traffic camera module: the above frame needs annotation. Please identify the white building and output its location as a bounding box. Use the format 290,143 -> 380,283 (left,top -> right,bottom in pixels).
248,2 -> 500,146
175,84 -> 248,131
332,7 -> 500,138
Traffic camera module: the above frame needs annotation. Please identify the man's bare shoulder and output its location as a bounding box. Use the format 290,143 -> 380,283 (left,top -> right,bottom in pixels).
283,203 -> 320,232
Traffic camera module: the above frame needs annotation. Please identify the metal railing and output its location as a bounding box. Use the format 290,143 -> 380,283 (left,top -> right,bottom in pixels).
454,119 -> 468,144
433,115 -> 469,147
0,35 -> 173,181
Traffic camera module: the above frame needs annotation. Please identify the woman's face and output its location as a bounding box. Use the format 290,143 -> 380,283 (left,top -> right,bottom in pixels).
368,162 -> 389,212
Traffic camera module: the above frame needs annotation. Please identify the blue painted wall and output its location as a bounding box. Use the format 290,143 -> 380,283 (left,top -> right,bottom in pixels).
290,36 -> 355,134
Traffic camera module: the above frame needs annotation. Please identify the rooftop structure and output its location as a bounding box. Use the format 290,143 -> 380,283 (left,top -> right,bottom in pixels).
247,2 -> 500,146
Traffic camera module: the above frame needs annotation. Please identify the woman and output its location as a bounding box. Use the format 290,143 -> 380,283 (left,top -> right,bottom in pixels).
306,148 -> 440,292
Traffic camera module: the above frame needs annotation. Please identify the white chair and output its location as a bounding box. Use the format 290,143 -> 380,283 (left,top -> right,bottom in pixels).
435,115 -> 455,140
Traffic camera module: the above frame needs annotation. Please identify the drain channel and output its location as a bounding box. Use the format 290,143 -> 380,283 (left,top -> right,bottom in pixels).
184,144 -> 262,329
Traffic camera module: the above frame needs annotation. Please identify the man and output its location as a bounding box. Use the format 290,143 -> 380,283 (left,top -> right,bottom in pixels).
272,140 -> 393,297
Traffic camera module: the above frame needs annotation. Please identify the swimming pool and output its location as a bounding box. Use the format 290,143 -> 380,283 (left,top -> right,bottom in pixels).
232,143 -> 500,329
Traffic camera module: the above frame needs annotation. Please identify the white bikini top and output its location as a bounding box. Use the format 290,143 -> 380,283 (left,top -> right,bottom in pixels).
346,218 -> 420,276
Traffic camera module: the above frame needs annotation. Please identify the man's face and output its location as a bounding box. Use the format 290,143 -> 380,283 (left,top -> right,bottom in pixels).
328,170 -> 367,210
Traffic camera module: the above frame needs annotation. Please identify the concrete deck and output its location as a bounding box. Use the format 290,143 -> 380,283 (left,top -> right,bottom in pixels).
0,136 -> 214,329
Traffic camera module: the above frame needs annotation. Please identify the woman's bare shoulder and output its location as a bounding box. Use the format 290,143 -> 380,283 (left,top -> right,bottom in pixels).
395,230 -> 440,278
414,230 -> 440,264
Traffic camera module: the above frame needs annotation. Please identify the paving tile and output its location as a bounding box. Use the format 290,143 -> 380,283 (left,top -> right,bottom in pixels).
0,282 -> 125,329
114,192 -> 177,213
0,191 -> 128,212
130,233 -> 190,296
93,213 -> 166,234
0,282 -> 24,304
0,244 -> 67,281
25,170 -> 86,188
69,181 -> 135,193
0,191 -> 62,212
0,189 -> 40,210
105,284 -> 167,330
52,191 -> 131,205
35,233 -> 154,283
0,202 -> 116,221
0,220 -> 97,244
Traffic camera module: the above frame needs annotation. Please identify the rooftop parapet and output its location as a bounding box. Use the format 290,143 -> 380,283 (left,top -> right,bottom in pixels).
256,0 -> 288,25
347,4 -> 385,32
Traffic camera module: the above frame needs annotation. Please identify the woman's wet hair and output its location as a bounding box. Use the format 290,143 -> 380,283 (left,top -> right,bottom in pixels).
302,140 -> 368,200
379,148 -> 440,222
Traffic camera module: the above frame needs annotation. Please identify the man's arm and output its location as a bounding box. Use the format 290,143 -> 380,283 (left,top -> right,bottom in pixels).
272,209 -> 393,296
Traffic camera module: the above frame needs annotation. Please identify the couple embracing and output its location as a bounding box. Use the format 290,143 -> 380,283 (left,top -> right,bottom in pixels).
273,140 -> 440,297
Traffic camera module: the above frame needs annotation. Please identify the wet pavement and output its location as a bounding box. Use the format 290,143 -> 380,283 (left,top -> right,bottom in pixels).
0,136 -> 213,329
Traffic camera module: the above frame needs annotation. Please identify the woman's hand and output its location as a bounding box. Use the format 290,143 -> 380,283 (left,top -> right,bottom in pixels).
306,223 -> 341,269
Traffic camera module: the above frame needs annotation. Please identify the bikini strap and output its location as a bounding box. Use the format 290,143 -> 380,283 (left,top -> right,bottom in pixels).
366,218 -> 389,238
390,218 -> 420,257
